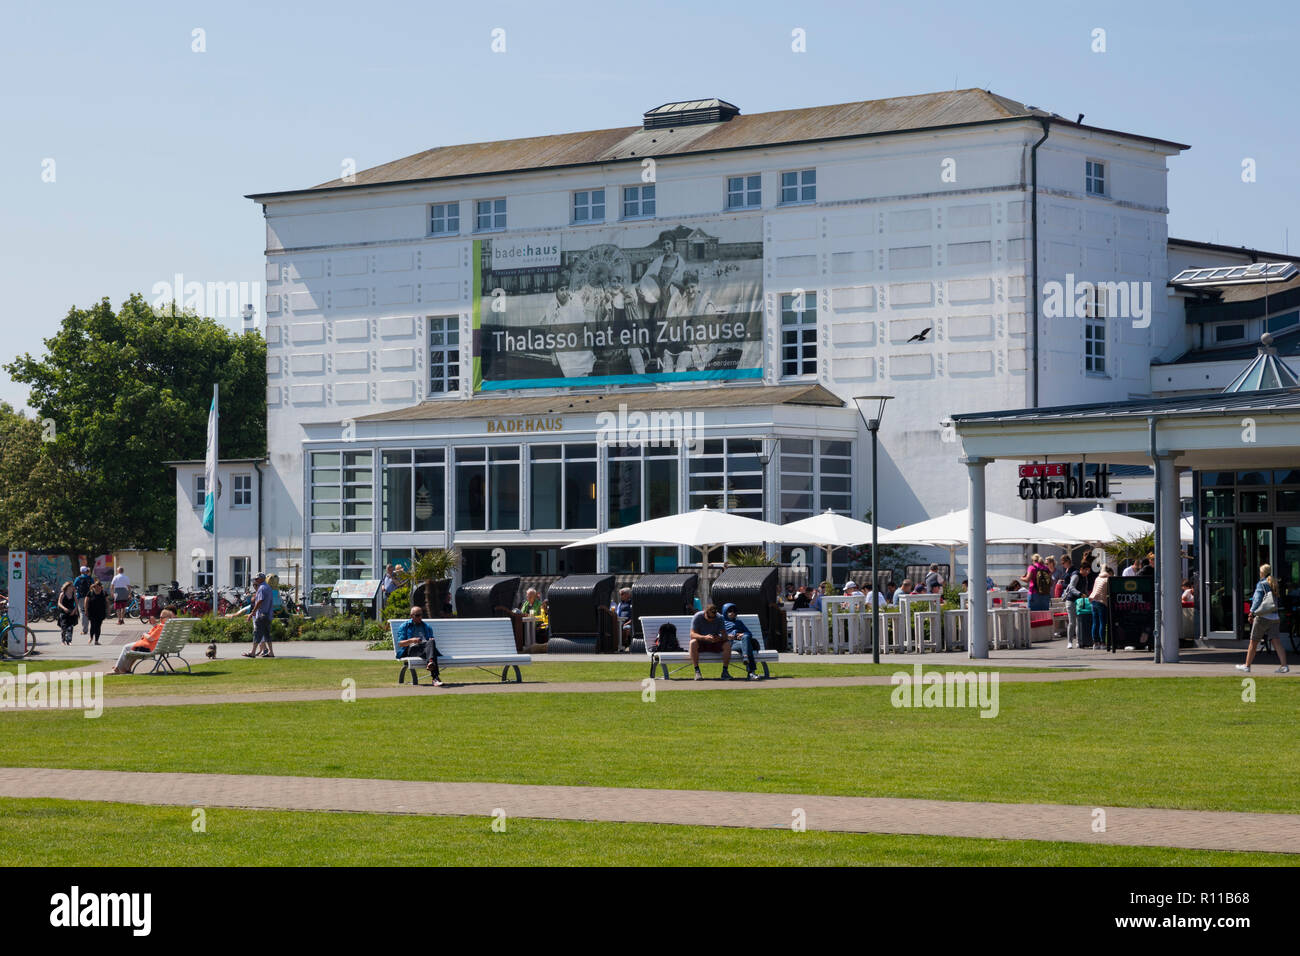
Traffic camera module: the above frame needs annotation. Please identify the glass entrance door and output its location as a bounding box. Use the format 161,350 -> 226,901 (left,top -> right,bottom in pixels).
1206,523 -> 1235,634
1239,524 -> 1273,639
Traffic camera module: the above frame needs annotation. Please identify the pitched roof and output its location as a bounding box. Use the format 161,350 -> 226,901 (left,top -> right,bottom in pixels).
247,89 -> 1187,200
357,383 -> 844,423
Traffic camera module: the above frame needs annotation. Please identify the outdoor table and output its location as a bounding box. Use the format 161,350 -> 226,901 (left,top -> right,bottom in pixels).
790,610 -> 826,654
827,593 -> 866,654
898,593 -> 941,652
942,608 -> 967,651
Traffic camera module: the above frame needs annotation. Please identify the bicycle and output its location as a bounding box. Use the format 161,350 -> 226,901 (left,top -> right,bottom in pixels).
0,602 -> 37,658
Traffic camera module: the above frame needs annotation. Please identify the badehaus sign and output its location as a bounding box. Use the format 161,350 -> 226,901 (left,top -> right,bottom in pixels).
1017,463 -> 1112,500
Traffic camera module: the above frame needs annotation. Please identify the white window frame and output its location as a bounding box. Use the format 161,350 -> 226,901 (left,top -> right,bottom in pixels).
231,556 -> 251,590
193,474 -> 207,510
1085,160 -> 1106,197
571,188 -> 606,224
779,168 -> 816,205
310,451 -> 374,534
780,290 -> 818,379
195,557 -> 213,589
621,184 -> 656,220
428,315 -> 460,394
474,198 -> 507,232
232,473 -> 253,508
1084,285 -> 1107,376
429,201 -> 460,237
726,174 -> 761,210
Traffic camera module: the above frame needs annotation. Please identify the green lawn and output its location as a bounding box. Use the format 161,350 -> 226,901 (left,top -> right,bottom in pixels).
0,798 -> 1290,866
1,659 -> 94,675
2,677 -> 1295,813
96,657 -> 1062,697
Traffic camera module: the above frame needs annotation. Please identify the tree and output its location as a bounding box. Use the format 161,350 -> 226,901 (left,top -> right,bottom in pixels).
4,294 -> 266,555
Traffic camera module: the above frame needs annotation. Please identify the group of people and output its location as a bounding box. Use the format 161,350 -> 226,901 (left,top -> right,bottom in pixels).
679,602 -> 762,680
55,565 -> 140,647
781,563 -> 948,611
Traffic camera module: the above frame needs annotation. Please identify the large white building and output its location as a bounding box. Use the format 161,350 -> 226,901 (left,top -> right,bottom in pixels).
225,88 -> 1276,597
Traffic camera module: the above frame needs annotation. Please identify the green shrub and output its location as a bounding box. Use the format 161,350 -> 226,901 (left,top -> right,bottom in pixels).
192,617 -> 254,643
368,636 -> 394,651
382,587 -> 411,621
295,614 -> 379,641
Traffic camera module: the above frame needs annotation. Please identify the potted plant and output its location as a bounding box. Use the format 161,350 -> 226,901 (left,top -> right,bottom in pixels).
406,549 -> 460,619
726,547 -> 776,567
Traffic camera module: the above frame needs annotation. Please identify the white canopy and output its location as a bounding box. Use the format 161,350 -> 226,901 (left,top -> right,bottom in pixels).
879,508 -> 1084,548
1181,515 -> 1194,544
773,510 -> 879,590
564,506 -> 787,602
1034,505 -> 1154,544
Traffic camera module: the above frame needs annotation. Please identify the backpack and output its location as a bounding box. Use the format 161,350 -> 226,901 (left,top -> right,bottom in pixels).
1033,565 -> 1052,595
1062,572 -> 1083,602
655,622 -> 680,652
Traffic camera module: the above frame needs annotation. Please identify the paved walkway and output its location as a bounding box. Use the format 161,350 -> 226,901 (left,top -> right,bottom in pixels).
1,767 -> 1295,854
9,668 -> 1192,710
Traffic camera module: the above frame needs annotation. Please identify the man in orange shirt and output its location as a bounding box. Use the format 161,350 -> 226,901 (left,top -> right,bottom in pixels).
111,610 -> 175,674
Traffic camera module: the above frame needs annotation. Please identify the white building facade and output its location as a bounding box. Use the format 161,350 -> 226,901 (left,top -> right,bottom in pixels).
169,459 -> 268,592
245,90 -> 1192,592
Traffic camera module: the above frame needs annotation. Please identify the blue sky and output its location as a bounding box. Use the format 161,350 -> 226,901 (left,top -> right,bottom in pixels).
2,0 -> 1297,410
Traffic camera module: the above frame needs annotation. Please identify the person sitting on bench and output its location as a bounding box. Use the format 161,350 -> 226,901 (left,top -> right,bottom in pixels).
721,602 -> 759,680
689,603 -> 733,681
111,610 -> 175,674
612,588 -> 634,650
396,606 -> 443,687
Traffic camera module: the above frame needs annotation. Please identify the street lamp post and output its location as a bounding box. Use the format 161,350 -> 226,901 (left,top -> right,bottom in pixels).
854,396 -> 892,664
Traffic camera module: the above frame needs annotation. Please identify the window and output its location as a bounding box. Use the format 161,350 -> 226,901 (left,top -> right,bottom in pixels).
310,549 -> 373,591
1215,323 -> 1246,343
429,202 -> 459,236
779,438 -> 853,582
572,189 -> 605,224
608,443 -> 679,529
622,184 -> 656,219
780,168 -> 816,204
194,557 -> 213,589
193,475 -> 206,509
1086,160 -> 1106,196
1266,311 -> 1298,334
231,557 -> 250,589
474,198 -> 506,232
382,448 -> 446,532
780,291 -> 817,377
232,473 -> 252,507
530,444 -> 598,530
688,438 -> 763,519
455,447 -> 520,531
310,451 -> 373,533
727,174 -> 761,210
1084,285 -> 1107,375
429,315 -> 460,393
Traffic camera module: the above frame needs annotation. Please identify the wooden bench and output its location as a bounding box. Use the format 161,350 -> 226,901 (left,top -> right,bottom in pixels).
126,618 -> 198,674
390,618 -> 531,685
639,613 -> 777,680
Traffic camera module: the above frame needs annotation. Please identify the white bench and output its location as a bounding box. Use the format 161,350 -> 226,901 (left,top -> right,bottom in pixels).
390,618 -> 531,685
126,618 -> 198,674
639,613 -> 778,680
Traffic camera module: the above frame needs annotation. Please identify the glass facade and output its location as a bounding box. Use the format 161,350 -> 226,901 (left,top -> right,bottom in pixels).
454,446 -> 520,531
382,449 -> 446,532
530,444 -> 597,530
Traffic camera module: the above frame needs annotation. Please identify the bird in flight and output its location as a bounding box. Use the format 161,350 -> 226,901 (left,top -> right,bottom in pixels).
906,327 -> 932,343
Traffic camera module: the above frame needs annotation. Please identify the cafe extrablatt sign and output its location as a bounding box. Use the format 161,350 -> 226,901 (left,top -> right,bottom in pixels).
1017,462 -> 1111,500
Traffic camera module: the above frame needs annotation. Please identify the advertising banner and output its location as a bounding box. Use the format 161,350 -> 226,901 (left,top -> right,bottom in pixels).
1109,575 -> 1154,650
9,552 -> 26,646
472,217 -> 764,391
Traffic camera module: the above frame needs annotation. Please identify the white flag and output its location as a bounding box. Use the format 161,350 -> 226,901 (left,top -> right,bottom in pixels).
202,394 -> 217,532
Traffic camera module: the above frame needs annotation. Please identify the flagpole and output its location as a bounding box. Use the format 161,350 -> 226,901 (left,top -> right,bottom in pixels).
212,383 -> 219,609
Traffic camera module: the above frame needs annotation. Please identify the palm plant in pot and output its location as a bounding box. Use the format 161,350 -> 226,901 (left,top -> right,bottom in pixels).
406,549 -> 460,618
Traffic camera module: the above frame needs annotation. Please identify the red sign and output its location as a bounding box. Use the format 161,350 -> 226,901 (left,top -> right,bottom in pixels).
1018,463 -> 1066,478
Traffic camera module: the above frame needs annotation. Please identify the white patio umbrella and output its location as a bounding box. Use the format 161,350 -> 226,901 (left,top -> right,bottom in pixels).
774,510 -> 877,588
563,506 -> 787,603
878,508 -> 1083,584
1180,515 -> 1194,544
1035,505 -> 1154,545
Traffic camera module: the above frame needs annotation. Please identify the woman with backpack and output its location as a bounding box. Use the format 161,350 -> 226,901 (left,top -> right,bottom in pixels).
1019,553 -> 1053,612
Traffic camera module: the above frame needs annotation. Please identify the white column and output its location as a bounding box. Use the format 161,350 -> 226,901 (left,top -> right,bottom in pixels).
964,456 -> 989,659
1158,456 -> 1181,662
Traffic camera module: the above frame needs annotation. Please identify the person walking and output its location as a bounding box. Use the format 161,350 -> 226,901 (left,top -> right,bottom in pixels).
111,566 -> 131,625
1236,564 -> 1289,674
241,572 -> 276,659
85,580 -> 108,646
1089,565 -> 1113,651
56,581 -> 78,645
1061,551 -> 1094,649
73,566 -> 93,637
